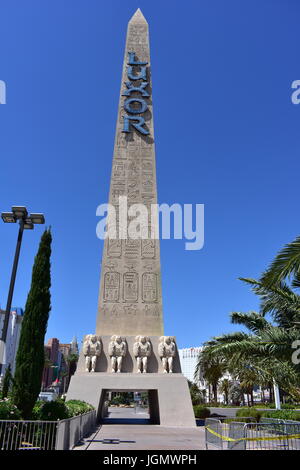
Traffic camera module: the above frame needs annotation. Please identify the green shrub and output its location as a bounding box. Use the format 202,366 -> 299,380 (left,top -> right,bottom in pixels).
235,407 -> 300,422
193,405 -> 211,419
31,400 -> 45,419
33,399 -> 69,421
110,395 -> 127,405
236,407 -> 263,422
252,403 -> 270,408
0,398 -> 22,420
65,400 -> 94,417
281,403 -> 297,410
262,409 -> 300,421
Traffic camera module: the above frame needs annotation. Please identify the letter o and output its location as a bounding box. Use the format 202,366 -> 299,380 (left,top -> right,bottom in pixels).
124,98 -> 148,114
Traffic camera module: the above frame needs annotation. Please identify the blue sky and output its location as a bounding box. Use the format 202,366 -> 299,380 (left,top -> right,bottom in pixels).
0,0 -> 299,349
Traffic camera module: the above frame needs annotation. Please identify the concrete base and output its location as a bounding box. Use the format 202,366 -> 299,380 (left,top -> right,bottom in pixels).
67,372 -> 195,427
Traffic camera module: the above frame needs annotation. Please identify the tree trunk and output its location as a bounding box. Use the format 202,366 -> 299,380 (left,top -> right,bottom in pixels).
212,383 -> 218,403
269,386 -> 273,403
250,389 -> 254,407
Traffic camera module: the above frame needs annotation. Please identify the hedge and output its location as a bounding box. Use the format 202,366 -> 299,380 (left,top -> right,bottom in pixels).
193,405 -> 211,419
0,398 -> 94,421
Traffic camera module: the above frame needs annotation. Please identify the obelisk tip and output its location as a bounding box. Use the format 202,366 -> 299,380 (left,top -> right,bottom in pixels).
129,8 -> 148,24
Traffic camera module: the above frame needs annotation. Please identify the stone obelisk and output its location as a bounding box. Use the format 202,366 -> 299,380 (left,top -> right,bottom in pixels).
67,10 -> 195,427
96,8 -> 163,337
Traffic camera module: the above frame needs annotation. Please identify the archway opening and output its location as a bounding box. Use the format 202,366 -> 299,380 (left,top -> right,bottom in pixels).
98,389 -> 160,424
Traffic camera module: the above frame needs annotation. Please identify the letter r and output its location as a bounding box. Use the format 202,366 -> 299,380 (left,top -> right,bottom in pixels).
122,115 -> 149,135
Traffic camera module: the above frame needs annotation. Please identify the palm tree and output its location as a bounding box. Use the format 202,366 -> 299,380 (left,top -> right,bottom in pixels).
218,378 -> 231,405
260,235 -> 300,287
195,353 -> 226,404
199,310 -> 300,400
187,380 -> 204,405
196,235 -> 300,403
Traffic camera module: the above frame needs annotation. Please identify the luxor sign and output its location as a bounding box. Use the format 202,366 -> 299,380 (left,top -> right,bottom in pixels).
122,52 -> 150,135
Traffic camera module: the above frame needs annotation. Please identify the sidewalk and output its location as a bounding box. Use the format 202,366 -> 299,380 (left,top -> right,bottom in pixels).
73,407 -> 206,450
73,424 -> 206,450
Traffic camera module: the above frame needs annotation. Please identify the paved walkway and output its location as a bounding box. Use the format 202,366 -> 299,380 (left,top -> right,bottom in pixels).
73,407 -> 206,450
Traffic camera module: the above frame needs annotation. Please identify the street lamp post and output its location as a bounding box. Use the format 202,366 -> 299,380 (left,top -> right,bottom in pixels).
273,379 -> 281,410
0,206 -> 45,376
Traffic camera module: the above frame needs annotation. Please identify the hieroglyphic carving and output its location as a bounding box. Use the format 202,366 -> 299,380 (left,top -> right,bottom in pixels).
142,193 -> 155,203
102,306 -> 109,317
107,239 -> 122,258
117,131 -> 129,148
112,181 -> 126,191
113,161 -> 126,178
123,304 -> 138,316
128,148 -> 140,160
104,272 -> 120,302
123,271 -> 138,302
142,272 -> 157,302
141,239 -> 155,258
124,239 -> 140,258
110,305 -> 121,317
128,179 -> 138,190
142,175 -> 153,192
142,161 -> 153,173
127,160 -> 140,178
112,188 -> 126,203
128,189 -> 140,201
143,304 -> 160,317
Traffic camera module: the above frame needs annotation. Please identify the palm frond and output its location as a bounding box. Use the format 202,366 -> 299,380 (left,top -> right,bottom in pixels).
230,311 -> 270,333
261,235 -> 300,286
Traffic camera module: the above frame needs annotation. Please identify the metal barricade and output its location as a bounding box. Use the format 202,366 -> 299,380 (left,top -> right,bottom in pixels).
0,410 -> 96,450
205,417 -> 300,451
205,418 -> 224,449
243,421 -> 300,451
0,420 -> 58,450
205,417 -> 254,449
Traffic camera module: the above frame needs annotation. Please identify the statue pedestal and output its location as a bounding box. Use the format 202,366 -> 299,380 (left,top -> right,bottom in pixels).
67,372 -> 196,427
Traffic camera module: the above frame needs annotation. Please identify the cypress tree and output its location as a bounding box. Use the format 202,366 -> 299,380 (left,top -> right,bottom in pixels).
1,364 -> 12,399
12,229 -> 52,418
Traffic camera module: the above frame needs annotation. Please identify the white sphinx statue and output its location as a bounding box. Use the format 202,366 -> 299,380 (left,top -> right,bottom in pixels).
158,336 -> 176,373
83,334 -> 102,372
108,335 -> 127,373
133,336 -> 152,373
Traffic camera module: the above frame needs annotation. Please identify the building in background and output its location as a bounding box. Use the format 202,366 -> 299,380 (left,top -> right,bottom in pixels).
42,337 -> 79,394
42,338 -> 59,391
178,347 -> 204,386
0,308 -> 24,378
59,336 -> 79,358
179,346 -> 227,403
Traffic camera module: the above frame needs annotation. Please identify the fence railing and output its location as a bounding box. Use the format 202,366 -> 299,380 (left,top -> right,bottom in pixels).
0,410 -> 96,450
0,420 -> 58,450
56,410 -> 96,449
205,417 -> 300,451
